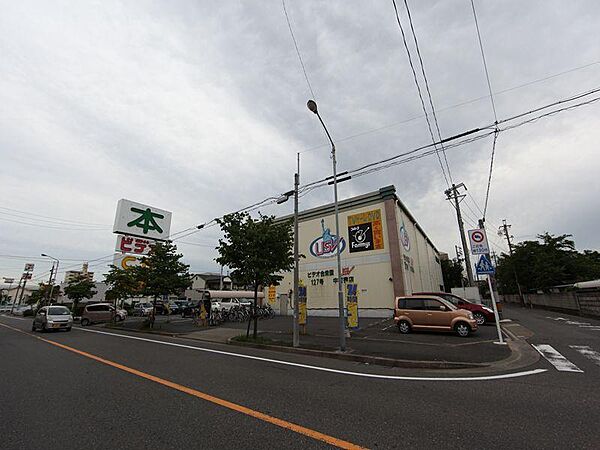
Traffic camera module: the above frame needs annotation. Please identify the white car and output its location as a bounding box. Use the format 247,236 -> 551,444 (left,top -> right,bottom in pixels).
133,303 -> 154,316
12,305 -> 33,316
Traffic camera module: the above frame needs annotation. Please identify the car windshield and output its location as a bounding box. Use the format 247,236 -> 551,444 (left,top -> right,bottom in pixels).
48,307 -> 70,315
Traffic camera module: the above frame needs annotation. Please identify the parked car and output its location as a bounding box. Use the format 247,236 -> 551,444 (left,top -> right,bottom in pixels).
394,295 -> 477,337
133,302 -> 154,316
32,306 -> 73,332
414,292 -> 495,325
12,305 -> 33,316
219,298 -> 243,311
181,302 -> 198,318
80,303 -> 119,326
167,302 -> 180,314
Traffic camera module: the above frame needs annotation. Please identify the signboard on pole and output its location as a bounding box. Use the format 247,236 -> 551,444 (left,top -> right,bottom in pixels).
112,253 -> 143,270
268,285 -> 277,305
113,199 -> 172,241
24,263 -> 35,272
475,254 -> 495,275
468,229 -> 490,255
346,283 -> 359,329
115,234 -> 155,255
298,285 -> 307,326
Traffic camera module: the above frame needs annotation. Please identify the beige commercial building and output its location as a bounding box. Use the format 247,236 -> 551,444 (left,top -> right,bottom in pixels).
275,185 -> 444,317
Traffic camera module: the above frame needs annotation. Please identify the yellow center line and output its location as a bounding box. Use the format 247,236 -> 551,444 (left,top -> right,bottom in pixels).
0,322 -> 367,450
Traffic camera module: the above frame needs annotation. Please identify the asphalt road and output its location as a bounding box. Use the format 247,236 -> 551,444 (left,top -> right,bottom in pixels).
1,307 -> 599,449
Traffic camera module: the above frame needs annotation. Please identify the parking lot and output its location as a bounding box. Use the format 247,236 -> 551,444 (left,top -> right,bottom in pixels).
108,312 -> 511,364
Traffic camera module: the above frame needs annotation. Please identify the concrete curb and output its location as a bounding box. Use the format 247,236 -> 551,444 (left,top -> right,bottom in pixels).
495,324 -> 540,371
226,337 -> 488,370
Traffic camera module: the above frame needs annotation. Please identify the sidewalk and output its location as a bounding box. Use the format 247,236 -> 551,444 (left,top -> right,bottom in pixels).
108,314 -> 512,367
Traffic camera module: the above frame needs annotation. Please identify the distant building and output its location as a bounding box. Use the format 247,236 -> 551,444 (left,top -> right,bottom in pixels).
64,262 -> 94,284
190,273 -> 232,291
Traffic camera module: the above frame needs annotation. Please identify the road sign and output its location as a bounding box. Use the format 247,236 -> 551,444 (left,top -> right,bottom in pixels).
24,263 -> 35,272
468,229 -> 490,255
475,254 -> 495,275
113,199 -> 172,241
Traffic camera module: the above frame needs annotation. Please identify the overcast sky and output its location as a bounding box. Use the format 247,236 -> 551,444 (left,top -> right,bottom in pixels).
1,0 -> 599,283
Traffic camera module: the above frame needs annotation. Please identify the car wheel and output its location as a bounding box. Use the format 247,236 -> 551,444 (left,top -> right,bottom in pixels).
397,320 -> 411,334
115,315 -> 123,322
66,327 -> 72,332
455,322 -> 470,337
473,312 -> 486,325
81,318 -> 90,326
31,323 -> 36,332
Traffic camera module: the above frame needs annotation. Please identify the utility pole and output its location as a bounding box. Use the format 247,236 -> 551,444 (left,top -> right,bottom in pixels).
499,220 -> 515,255
292,153 -> 300,348
45,262 -> 56,306
10,275 -> 25,314
445,183 -> 474,286
455,245 -> 465,289
498,219 -> 526,307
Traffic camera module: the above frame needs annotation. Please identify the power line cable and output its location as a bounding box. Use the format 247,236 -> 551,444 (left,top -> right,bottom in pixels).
470,0 -> 498,123
299,60 -> 600,154
0,215 -> 110,231
391,0 -> 450,186
482,129 -> 498,219
0,206 -> 108,226
282,0 -> 316,100
402,0 -> 453,183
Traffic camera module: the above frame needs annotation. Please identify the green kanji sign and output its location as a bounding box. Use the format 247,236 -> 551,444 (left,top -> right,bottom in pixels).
127,207 -> 164,235
113,199 -> 172,241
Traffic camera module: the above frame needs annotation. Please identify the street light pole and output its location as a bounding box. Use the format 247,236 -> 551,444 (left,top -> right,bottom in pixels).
307,99 -> 347,352
293,153 -> 300,348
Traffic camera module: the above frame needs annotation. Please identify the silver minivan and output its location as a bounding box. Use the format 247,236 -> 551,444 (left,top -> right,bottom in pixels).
32,306 -> 73,332
80,303 -> 117,326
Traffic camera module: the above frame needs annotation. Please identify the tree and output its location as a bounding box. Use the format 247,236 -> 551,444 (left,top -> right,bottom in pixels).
27,283 -> 61,308
216,212 -> 294,338
135,242 -> 191,327
496,232 -> 600,293
104,265 -> 141,309
64,275 -> 97,313
441,258 -> 465,291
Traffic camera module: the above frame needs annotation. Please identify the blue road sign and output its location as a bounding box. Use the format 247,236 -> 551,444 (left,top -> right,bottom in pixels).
475,254 -> 495,275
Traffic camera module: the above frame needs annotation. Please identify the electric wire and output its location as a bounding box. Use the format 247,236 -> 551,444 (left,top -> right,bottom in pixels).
402,0 -> 453,183
470,0 -> 498,122
482,129 -> 498,219
282,0 -> 316,100
299,60 -> 600,155
391,0 -> 450,186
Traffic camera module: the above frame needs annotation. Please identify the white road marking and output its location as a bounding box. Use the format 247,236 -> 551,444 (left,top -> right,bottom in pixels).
578,326 -> 600,330
532,344 -> 583,373
381,324 -> 395,331
570,345 -> 600,366
68,326 -> 548,382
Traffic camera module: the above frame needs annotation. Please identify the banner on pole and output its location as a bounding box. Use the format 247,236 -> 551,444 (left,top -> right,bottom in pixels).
298,285 -> 307,325
346,283 -> 359,329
